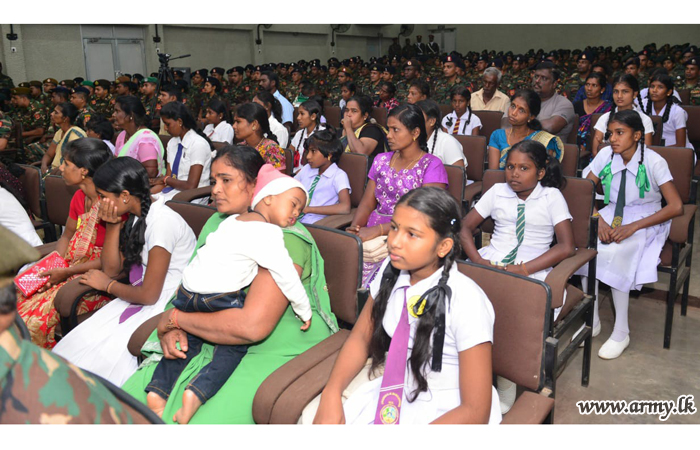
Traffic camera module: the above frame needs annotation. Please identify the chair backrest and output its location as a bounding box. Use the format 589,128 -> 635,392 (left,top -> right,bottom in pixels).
679,89 -> 690,106
325,106 -> 341,129
561,143 -> 580,178
681,105 -> 700,148
438,104 -> 453,121
291,107 -> 300,133
650,115 -> 663,146
455,134 -> 487,182
166,200 -> 217,237
444,164 -> 465,206
479,170 -> 505,233
370,107 -> 388,128
458,261 -> 551,392
44,175 -> 79,227
284,148 -> 294,176
17,164 -> 44,219
566,114 -> 579,144
473,110 -> 503,141
587,113 -> 604,151
305,224 -> 363,325
337,151 -> 369,208
650,146 -> 695,204
560,177 -> 596,249
158,134 -> 172,150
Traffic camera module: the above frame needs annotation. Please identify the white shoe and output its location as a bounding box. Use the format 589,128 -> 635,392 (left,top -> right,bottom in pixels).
572,322 -> 601,347
598,335 -> 630,360
496,376 -> 517,415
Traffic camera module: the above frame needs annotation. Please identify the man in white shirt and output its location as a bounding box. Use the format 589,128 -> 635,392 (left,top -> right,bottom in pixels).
532,61 -> 575,141
470,67 -> 510,115
260,71 -> 294,132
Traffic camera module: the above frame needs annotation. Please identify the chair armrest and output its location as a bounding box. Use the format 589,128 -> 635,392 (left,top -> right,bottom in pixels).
669,204 -> 697,244
544,248 -> 597,309
127,313 -> 163,357
35,242 -> 58,258
172,186 -> 212,203
53,278 -> 97,318
314,212 -> 355,230
252,329 -> 350,424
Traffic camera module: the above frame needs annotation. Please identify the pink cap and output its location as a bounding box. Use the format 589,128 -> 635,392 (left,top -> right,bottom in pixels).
252,164 -> 308,208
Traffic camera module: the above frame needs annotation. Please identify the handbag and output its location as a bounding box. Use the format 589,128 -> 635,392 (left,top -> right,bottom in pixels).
14,251 -> 69,297
363,235 -> 388,263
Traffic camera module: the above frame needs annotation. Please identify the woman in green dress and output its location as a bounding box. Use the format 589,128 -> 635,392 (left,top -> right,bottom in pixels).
122,145 -> 338,424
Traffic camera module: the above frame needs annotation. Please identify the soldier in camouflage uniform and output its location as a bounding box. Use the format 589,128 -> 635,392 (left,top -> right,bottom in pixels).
41,78 -> 58,108
224,66 -> 252,107
396,59 -> 422,102
365,64 -> 383,103
0,112 -> 12,151
28,81 -> 47,108
678,57 -> 700,105
0,226 -> 158,424
0,62 -> 14,90
501,54 -> 527,96
561,50 -> 593,100
189,69 -> 207,118
140,77 -> 159,120
432,55 -> 469,105
210,67 -> 226,91
284,67 -> 304,104
90,79 -> 115,118
10,88 -> 47,163
70,87 -> 95,130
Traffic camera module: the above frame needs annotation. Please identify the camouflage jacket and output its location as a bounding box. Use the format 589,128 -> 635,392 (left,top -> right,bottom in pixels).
90,94 -> 115,118
501,71 -> 531,96
0,73 -> 14,90
432,76 -> 469,104
0,113 -> 12,139
0,327 -> 142,424
561,73 -> 587,100
689,86 -> 700,106
75,106 -> 96,130
223,82 -> 254,106
11,100 -> 47,132
285,82 -> 302,104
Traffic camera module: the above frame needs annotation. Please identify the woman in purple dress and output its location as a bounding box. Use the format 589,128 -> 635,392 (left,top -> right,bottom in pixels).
346,104 -> 448,287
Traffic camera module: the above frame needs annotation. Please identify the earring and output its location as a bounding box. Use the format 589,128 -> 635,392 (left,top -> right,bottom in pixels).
123,199 -> 127,204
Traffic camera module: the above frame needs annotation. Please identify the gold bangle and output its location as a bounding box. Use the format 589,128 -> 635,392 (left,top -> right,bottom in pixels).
379,223 -> 384,235
106,280 -> 117,294
592,212 -> 601,218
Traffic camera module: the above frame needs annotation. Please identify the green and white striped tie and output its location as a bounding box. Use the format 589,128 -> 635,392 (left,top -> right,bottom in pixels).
501,203 -> 525,265
298,174 -> 321,221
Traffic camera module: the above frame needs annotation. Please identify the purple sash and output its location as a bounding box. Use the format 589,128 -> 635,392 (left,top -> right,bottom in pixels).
118,263 -> 145,324
373,287 -> 410,425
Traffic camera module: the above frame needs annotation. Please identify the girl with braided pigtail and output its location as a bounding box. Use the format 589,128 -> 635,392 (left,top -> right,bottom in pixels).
643,74 -> 695,157
573,110 -> 683,360
416,99 -> 467,168
313,187 -> 501,424
53,157 -> 197,386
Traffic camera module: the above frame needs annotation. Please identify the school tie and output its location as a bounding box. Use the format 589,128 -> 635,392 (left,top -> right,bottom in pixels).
611,170 -> 626,229
162,143 -> 184,193
374,287 -> 410,425
501,203 -> 525,265
451,116 -> 461,135
118,263 -> 145,324
297,174 -> 321,221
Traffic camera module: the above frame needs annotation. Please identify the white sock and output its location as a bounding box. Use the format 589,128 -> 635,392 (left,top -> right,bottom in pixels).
581,277 -> 600,329
610,287 -> 630,342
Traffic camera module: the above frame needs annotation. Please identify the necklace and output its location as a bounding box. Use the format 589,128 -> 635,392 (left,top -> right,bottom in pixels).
507,127 -> 531,147
248,209 -> 268,222
390,151 -> 424,172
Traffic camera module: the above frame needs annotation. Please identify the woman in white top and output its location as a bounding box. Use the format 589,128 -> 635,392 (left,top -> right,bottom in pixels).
202,99 -> 234,145
591,74 -> 653,157
0,186 -> 42,246
642,74 -> 694,155
290,99 -> 325,173
53,157 -> 196,386
253,91 -> 289,148
416,99 -> 467,168
441,87 -> 482,136
151,102 -> 212,204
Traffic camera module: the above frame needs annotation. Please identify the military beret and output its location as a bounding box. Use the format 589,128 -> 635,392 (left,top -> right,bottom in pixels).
578,50 -> 593,62
662,55 -> 674,63
52,86 -> 71,97
476,54 -> 488,62
547,50 -> 558,58
193,69 -> 208,78
255,65 -> 263,72
685,57 -> 699,67
43,78 -> 58,85
0,226 -> 40,289
28,80 -> 41,88
362,62 -> 370,68
18,82 -> 30,88
370,64 -> 383,72
115,76 -> 131,84
210,67 -> 224,76
244,64 -> 255,71
11,87 -> 31,96
173,70 -> 184,77
403,59 -> 421,69
625,57 -> 640,67
505,51 -> 513,57
310,61 -> 320,68
320,65 -> 327,71
60,80 -> 75,88
383,66 -> 396,75
329,61 -> 340,69
144,77 -> 158,85
328,57 -> 339,64
638,50 -> 650,57
339,67 -> 353,76
231,66 -> 245,74
443,55 -> 461,64
73,86 -> 90,95
490,59 -> 503,68
684,46 -> 698,55
73,77 -> 85,84
94,79 -> 111,88
514,54 -> 525,62
80,80 -> 94,88
205,77 -> 221,90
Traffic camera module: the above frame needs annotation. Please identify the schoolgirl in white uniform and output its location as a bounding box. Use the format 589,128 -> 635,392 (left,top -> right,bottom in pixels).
312,187 -> 500,424
575,109 -> 683,360
417,99 -> 467,168
290,99 -> 325,174
441,87 -> 482,136
202,99 -> 234,145
460,139 -> 575,414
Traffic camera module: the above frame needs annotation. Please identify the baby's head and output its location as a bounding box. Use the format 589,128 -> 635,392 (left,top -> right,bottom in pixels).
252,164 -> 308,228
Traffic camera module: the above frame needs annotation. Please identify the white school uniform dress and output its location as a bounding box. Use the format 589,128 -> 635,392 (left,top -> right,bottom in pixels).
290,126 -> 325,174
426,130 -> 467,166
641,100 -> 694,157
441,110 -> 482,136
342,258 -> 502,424
474,182 -> 573,318
294,163 -> 351,224
636,88 -> 681,108
593,106 -> 654,138
154,129 -> 212,205
203,121 -> 234,144
53,197 -> 196,386
576,145 -> 673,293
0,187 -> 42,246
269,116 -> 289,148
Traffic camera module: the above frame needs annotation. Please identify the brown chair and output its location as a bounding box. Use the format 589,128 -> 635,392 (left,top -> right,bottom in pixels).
314,152 -> 369,230
680,106 -> 700,176
473,110 -> 503,141
566,114 -> 579,144
158,134 -> 172,151
650,146 -> 697,348
166,200 -> 217,237
18,164 -> 55,241
252,260 -> 557,424
678,89 -> 690,105
325,106 -> 341,129
582,113 -> 604,164
455,135 -> 487,207
650,115 -> 663,146
478,170 -> 598,385
370,107 -> 388,128
284,148 -> 294,176
44,175 -> 79,231
444,164 -> 465,208
172,186 -> 213,204
560,143 -> 580,178
291,107 -> 300,133
438,104 -> 453,121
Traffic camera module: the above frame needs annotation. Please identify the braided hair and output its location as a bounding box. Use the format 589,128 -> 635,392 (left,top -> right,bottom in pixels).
608,109 -> 646,167
644,74 -> 681,124
507,140 -> 566,189
160,101 -> 213,149
448,86 -> 472,133
93,158 -> 152,271
387,103 -> 429,153
606,74 -> 642,131
415,99 -> 443,155
235,102 -> 279,144
368,187 -> 463,402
